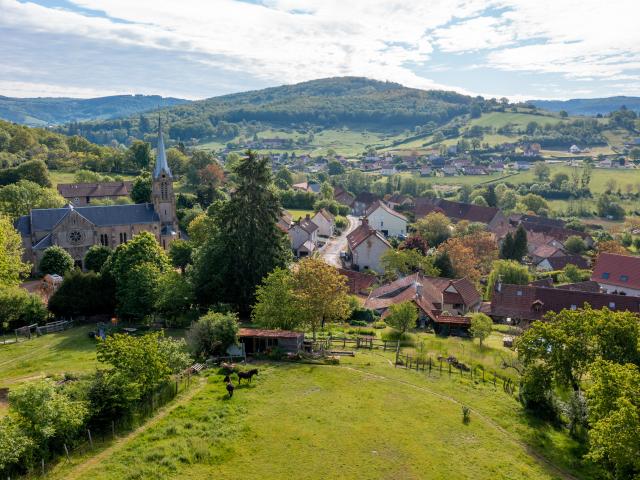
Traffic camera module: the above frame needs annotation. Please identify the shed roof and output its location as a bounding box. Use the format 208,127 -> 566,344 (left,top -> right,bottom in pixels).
238,328 -> 303,339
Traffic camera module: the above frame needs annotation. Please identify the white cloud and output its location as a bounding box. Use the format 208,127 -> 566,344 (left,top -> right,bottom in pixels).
0,80 -> 124,98
0,0 -> 639,98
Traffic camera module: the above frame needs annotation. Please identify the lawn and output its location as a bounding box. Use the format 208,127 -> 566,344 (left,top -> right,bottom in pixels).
51,352 -> 589,480
286,208 -> 315,221
0,325 -> 98,388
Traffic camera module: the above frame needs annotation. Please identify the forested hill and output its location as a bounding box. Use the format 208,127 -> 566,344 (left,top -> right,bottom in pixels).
59,77 -> 476,144
0,94 -> 189,126
530,96 -> 640,116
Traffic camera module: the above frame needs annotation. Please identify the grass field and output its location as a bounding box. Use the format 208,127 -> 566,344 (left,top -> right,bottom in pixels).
0,325 -> 98,388
49,171 -> 137,188
468,112 -> 564,129
286,208 -> 315,220
50,351 -> 590,480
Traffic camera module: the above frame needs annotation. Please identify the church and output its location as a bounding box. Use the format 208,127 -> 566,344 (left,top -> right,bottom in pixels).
15,121 -> 180,272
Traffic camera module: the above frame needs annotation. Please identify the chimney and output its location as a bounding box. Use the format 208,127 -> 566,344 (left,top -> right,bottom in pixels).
362,217 -> 368,226
305,214 -> 310,220
496,274 -> 502,293
414,281 -> 423,298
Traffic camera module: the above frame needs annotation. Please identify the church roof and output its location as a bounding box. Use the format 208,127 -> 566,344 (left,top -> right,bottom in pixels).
153,118 -> 172,180
28,203 -> 159,232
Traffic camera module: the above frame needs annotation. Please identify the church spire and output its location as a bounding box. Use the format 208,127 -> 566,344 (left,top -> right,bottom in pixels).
153,116 -> 172,179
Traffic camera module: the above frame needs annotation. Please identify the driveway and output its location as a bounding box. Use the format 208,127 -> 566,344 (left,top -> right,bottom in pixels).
320,215 -> 359,267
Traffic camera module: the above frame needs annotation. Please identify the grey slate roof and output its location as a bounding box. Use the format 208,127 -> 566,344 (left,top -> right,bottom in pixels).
33,234 -> 52,250
153,118 -> 172,179
29,204 -> 159,232
15,215 -> 31,235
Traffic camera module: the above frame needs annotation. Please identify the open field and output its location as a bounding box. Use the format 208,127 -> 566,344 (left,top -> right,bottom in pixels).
0,325 -> 98,388
468,111 -> 564,129
50,351 -> 589,480
197,128 -> 411,157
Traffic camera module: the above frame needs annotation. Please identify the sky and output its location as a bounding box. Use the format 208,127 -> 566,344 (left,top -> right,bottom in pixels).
1,0 -> 640,101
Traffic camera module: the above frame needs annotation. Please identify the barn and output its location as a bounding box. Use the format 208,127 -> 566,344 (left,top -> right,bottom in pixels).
238,328 -> 304,355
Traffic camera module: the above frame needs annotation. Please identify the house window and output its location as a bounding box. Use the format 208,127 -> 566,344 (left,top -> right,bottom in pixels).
100,234 -> 109,247
516,290 -> 522,296
380,221 -> 383,226
601,272 -> 610,279
570,305 -> 577,310
620,275 -> 629,282
609,302 -> 616,309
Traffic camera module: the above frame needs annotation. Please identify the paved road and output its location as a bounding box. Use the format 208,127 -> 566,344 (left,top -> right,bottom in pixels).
320,215 -> 359,267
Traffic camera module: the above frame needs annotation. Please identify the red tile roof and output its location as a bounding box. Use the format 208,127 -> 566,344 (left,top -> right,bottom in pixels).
337,268 -> 377,296
346,220 -> 391,251
490,283 -> 640,321
434,315 -> 470,325
414,198 -> 500,224
365,200 -> 408,221
57,181 -> 133,198
591,252 -> 640,290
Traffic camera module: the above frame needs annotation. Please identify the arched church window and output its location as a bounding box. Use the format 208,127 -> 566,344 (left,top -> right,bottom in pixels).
161,182 -> 168,200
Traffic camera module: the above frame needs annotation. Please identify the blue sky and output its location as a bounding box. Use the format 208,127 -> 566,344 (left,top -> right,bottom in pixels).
1,0 -> 639,100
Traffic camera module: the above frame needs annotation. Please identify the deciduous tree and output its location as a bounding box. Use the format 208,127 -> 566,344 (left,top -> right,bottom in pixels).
0,215 -> 30,286
469,312 -> 492,347
385,301 -> 418,335
39,246 -> 74,275
414,212 -> 451,247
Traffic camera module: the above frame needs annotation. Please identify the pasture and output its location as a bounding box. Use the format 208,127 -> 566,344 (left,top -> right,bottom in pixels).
0,325 -> 98,389
50,351 -> 589,480
285,208 -> 315,221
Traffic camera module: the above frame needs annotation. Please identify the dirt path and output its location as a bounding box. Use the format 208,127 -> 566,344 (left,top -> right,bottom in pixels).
336,364 -> 578,480
63,377 -> 206,480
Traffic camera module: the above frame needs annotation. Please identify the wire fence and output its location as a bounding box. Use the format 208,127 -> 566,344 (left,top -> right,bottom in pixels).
395,351 -> 518,395
4,373 -> 197,479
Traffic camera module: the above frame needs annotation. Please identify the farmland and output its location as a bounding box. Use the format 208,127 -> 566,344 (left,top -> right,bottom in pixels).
50,351 -> 587,480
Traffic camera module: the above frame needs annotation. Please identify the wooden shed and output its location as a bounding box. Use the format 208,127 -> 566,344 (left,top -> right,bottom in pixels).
238,328 -> 304,355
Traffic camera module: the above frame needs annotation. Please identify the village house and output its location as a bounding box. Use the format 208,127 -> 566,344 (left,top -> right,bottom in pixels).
365,200 -> 408,238
333,186 -> 355,209
288,214 -> 318,257
346,218 -> 391,273
413,198 -> 509,234
385,193 -> 414,209
292,181 -> 321,194
380,163 -> 397,176
420,165 -> 433,177
15,120 -> 179,271
57,181 -> 133,206
311,208 -> 335,237
591,253 -> 640,297
352,191 -> 379,216
365,273 -> 481,336
535,252 -> 589,272
491,282 -> 640,325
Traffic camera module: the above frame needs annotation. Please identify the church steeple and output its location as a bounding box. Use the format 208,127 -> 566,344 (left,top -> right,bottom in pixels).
153,116 -> 172,179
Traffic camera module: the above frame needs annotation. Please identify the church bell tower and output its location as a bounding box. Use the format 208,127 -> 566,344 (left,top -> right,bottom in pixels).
151,117 -> 179,249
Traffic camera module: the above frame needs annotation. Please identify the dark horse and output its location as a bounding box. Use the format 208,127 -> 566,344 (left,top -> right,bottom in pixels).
237,368 -> 259,384
226,381 -> 234,398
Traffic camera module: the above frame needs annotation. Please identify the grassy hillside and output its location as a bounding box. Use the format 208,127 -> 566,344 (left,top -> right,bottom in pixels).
51,353 -> 589,480
0,95 -> 189,126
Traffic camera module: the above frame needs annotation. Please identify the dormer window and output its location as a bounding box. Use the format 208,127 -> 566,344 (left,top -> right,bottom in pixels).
601,272 -> 610,279
516,290 -> 522,296
620,275 -> 629,282
609,302 -> 616,309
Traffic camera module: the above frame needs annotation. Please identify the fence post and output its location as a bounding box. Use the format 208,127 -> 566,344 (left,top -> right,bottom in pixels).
112,420 -> 116,440
448,363 -> 451,377
87,429 -> 93,449
64,443 -> 70,461
41,458 -> 45,476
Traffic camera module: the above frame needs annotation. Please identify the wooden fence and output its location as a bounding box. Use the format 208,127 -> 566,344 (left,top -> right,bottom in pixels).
312,336 -> 400,352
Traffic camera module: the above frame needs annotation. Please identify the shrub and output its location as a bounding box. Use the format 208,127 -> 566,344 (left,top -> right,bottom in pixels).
372,321 -> 386,329
39,246 -> 74,275
349,320 -> 368,327
186,311 -> 239,359
48,270 -> 115,318
84,245 -> 111,272
0,286 -> 48,331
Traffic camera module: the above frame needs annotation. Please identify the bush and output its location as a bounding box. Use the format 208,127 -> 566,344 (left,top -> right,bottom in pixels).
186,311 -> 239,359
39,246 -> 74,275
349,319 -> 368,327
48,270 -> 115,318
0,286 -> 48,331
372,321 -> 386,329
84,245 -> 111,272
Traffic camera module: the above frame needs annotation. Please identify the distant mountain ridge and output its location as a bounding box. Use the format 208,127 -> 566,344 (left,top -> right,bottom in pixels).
0,94 -> 190,126
530,96 -> 640,116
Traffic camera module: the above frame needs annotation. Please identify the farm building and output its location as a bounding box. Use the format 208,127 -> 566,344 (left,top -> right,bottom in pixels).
238,328 -> 304,355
